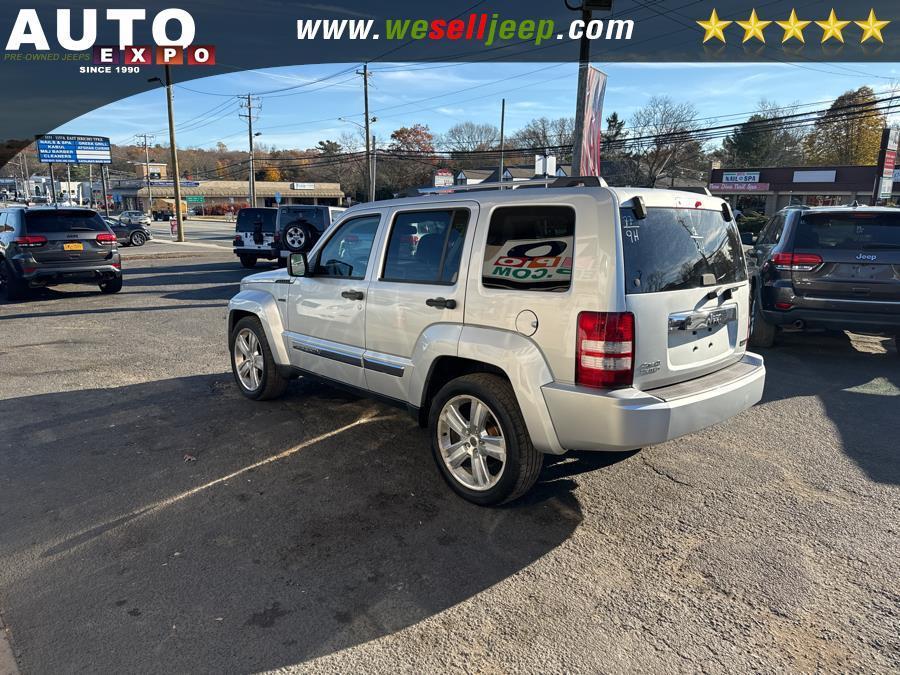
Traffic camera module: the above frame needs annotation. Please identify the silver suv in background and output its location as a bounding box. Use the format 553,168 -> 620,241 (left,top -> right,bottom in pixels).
227,179 -> 765,505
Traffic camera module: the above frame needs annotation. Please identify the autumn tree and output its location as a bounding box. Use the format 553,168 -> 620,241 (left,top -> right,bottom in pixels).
382,124 -> 436,191
262,166 -> 282,181
803,86 -> 885,165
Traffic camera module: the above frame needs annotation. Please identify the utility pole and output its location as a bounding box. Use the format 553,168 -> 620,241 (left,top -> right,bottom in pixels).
499,98 -> 506,187
571,6 -> 592,176
21,147 -> 30,200
370,134 -> 376,200
164,65 -> 184,241
136,132 -> 155,213
239,94 -> 261,206
356,63 -> 374,201
101,165 -> 110,217
66,163 -> 73,204
88,165 -> 93,207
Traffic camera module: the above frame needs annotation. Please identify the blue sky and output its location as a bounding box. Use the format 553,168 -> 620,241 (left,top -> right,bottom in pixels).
56,61 -> 900,152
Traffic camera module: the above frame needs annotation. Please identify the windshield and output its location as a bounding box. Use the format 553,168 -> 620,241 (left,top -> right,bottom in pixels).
236,209 -> 277,233
25,210 -> 108,233
620,206 -> 747,294
795,211 -> 900,249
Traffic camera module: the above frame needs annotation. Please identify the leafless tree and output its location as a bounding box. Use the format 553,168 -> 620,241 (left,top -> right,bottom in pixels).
441,122 -> 500,152
627,97 -> 699,187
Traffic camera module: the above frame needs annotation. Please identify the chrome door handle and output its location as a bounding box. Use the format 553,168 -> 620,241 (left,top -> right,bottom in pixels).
341,290 -> 364,301
425,297 -> 456,309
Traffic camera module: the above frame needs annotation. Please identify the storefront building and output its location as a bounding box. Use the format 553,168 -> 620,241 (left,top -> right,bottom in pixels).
709,166 -> 899,216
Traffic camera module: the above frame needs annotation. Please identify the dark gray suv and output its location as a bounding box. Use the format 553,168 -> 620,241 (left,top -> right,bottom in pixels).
748,205 -> 900,347
0,207 -> 122,301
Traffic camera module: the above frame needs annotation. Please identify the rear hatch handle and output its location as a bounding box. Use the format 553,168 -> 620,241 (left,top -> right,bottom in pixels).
706,284 -> 743,300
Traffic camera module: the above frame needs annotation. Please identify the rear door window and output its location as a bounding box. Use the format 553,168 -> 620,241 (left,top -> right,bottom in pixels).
795,211 -> 900,249
279,207 -> 326,233
24,210 -> 108,233
481,206 -> 574,292
621,206 -> 747,294
236,209 -> 277,233
382,209 -> 468,284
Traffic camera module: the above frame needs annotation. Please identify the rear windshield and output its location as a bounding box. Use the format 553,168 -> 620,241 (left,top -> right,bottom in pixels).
236,209 -> 277,233
279,206 -> 326,232
24,210 -> 107,233
620,206 -> 747,294
795,211 -> 900,249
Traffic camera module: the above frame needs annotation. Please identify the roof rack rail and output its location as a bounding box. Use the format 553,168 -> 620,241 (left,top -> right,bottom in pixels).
674,186 -> 712,196
417,175 -> 608,195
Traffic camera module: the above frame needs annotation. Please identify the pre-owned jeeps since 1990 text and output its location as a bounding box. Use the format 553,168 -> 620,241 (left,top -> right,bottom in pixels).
227,182 -> 766,505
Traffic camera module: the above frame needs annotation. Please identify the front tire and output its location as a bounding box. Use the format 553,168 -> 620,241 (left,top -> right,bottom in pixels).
239,254 -> 258,269
230,317 -> 289,401
130,231 -> 147,246
428,373 -> 543,506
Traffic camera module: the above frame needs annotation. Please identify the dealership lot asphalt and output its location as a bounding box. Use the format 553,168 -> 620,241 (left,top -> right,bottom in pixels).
0,252 -> 898,673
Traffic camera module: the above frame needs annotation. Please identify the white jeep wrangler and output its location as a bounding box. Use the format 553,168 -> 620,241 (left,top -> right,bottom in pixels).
227,179 -> 765,505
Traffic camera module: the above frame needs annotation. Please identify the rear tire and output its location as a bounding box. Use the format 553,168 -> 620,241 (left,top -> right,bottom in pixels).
230,316 -> 289,401
0,259 -> 28,302
239,254 -> 258,269
749,288 -> 776,348
99,275 -> 123,294
428,373 -> 543,506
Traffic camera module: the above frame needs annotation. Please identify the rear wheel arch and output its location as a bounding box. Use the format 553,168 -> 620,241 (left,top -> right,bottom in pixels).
418,356 -> 509,427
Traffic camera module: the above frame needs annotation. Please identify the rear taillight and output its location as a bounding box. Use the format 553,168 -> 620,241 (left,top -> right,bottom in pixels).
15,235 -> 47,248
233,235 -> 242,244
576,312 -> 635,388
273,231 -> 281,242
96,232 -> 117,245
771,252 -> 823,271
112,262 -> 121,270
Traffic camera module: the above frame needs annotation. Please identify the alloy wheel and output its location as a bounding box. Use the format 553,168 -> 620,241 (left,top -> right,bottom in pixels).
437,395 -> 507,491
233,328 -> 264,391
285,226 -> 306,250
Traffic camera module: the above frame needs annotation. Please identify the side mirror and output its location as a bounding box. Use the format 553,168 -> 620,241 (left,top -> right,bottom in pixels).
740,231 -> 756,246
288,252 -> 309,277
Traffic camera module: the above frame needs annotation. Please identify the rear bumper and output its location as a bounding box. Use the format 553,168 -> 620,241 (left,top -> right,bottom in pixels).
542,353 -> 766,452
22,263 -> 121,285
762,306 -> 900,332
233,245 -> 279,259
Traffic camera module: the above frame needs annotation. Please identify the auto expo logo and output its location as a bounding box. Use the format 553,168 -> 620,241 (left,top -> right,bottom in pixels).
4,8 -> 215,67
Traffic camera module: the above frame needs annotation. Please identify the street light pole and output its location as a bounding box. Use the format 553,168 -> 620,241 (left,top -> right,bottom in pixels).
137,133 -> 154,212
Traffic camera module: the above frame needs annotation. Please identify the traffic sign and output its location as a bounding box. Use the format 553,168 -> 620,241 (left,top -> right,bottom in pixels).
185,195 -> 205,203
35,134 -> 111,164
274,191 -> 282,204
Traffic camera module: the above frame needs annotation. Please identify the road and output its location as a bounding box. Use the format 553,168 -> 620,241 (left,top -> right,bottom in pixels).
0,252 -> 898,673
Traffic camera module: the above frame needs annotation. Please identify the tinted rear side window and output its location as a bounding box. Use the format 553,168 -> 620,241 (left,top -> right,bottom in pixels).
482,206 -> 574,292
24,210 -> 107,233
279,207 -> 326,232
795,212 -> 900,249
621,207 -> 747,294
236,209 -> 277,233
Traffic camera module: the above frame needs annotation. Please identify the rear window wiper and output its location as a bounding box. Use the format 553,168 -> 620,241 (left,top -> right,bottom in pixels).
861,243 -> 900,249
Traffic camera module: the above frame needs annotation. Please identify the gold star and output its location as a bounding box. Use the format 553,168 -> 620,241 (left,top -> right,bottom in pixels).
816,9 -> 850,43
776,8 -> 812,43
855,8 -> 890,43
736,9 -> 771,43
697,8 -> 732,43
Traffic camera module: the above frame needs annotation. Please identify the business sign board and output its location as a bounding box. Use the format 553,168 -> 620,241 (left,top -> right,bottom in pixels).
793,170 -> 836,183
185,195 -> 205,203
36,134 -> 111,164
722,171 -> 760,183
874,126 -> 899,200
290,182 -> 315,190
709,182 -> 770,192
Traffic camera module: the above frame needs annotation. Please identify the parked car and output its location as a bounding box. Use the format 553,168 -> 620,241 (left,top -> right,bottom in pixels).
119,210 -> 151,226
747,205 -> 900,348
226,180 -> 765,505
277,205 -> 346,256
0,207 -> 122,301
104,216 -> 152,246
232,207 -> 279,268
